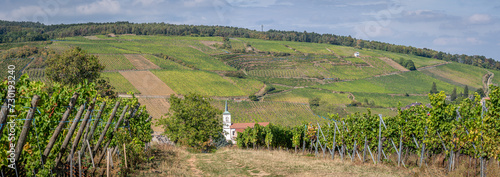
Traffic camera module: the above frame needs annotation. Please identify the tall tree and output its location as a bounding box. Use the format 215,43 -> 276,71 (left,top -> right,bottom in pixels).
45,47 -> 104,85
159,93 -> 222,152
476,88 -> 485,98
430,82 -> 438,94
464,85 -> 469,97
451,87 -> 457,101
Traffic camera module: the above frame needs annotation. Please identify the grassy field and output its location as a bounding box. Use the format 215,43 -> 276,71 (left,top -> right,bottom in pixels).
96,54 -> 136,71
238,38 -> 296,53
352,92 -> 429,108
281,41 -> 334,54
370,50 -> 446,68
101,72 -> 140,93
265,88 -> 351,105
212,100 -> 323,126
252,76 -> 320,87
421,62 -> 488,89
316,71 -> 462,94
226,77 -> 265,95
152,70 -> 257,96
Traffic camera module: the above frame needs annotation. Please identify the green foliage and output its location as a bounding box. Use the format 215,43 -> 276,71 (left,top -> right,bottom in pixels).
0,74 -> 152,175
45,47 -> 104,86
159,93 -> 222,152
309,97 -> 320,107
476,88 -> 485,98
464,85 -> 469,97
397,58 -> 416,70
430,82 -> 438,94
249,95 -> 259,101
224,70 -> 246,78
235,86 -> 500,161
451,87 -> 457,101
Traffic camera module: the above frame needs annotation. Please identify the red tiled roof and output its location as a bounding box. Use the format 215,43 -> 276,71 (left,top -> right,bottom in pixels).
230,122 -> 269,129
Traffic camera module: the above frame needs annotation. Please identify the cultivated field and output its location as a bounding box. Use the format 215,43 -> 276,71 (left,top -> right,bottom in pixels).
120,70 -> 176,96
101,72 -> 140,93
123,54 -> 161,70
264,88 -> 352,105
421,62 -> 489,89
96,54 -> 136,71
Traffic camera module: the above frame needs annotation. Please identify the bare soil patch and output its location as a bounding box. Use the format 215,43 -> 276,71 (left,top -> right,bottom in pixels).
119,70 -> 175,96
137,97 -> 170,133
379,57 -> 409,71
123,54 -> 161,70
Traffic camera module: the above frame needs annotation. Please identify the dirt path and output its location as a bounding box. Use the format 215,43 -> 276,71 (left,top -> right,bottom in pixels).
123,54 -> 161,70
200,41 -> 222,49
379,57 -> 409,71
119,70 -> 176,96
188,155 -> 203,177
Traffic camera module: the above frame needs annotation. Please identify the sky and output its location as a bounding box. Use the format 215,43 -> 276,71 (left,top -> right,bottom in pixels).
1,0 -> 499,60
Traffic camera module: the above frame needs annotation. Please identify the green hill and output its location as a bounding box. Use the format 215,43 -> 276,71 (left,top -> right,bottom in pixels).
1,32 -> 495,126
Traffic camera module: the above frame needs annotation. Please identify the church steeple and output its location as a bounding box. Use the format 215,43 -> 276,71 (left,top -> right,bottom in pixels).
223,100 -> 230,115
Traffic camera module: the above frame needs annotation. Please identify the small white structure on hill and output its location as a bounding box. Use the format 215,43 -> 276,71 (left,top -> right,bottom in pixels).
222,100 -> 234,142
354,52 -> 360,57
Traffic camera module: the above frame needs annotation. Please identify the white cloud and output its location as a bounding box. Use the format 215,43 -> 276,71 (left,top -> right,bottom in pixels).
226,0 -> 277,7
467,14 -> 491,24
433,37 -> 483,45
2,6 -> 45,21
133,0 -> 164,6
76,0 -> 121,15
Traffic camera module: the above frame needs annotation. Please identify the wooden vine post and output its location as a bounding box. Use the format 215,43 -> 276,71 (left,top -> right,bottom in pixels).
94,101 -> 120,154
55,104 -> 86,167
42,93 -> 79,165
68,99 -> 96,161
14,95 -> 40,162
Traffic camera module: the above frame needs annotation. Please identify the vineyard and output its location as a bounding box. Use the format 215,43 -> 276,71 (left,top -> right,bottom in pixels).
96,54 -> 136,71
151,70 -> 261,97
0,75 -> 152,176
211,100 -> 324,126
236,87 -> 500,176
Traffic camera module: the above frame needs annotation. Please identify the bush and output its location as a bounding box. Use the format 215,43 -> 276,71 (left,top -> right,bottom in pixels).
224,70 -> 246,78
249,95 -> 259,101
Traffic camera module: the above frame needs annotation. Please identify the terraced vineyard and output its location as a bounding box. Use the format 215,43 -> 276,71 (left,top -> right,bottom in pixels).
23,68 -> 47,82
265,88 -> 351,105
152,70 -> 262,96
421,62 -> 490,89
247,69 -> 304,78
212,100 -> 324,126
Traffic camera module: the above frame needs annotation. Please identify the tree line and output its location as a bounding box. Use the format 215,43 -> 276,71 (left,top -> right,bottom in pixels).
1,20 -> 499,70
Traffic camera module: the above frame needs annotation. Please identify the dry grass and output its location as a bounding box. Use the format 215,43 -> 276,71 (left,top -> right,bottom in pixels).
132,144 -> 193,176
132,145 -> 500,177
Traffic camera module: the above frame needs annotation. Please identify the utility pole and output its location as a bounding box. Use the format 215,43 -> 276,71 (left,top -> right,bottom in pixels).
261,25 -> 263,32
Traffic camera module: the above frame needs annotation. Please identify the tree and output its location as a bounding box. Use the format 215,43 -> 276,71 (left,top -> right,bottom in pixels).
46,47 -> 104,85
249,95 -> 259,101
159,93 -> 222,152
309,97 -> 320,108
464,85 -> 469,97
430,82 -> 438,94
451,87 -> 457,101
476,88 -> 485,98
406,60 -> 416,70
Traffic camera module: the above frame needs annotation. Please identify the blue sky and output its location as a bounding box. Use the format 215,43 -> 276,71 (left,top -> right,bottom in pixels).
1,0 -> 499,60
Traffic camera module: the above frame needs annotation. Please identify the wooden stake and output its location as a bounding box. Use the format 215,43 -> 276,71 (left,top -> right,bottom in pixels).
55,104 -> 86,167
78,151 -> 82,177
14,95 -> 40,162
107,148 -> 110,177
123,143 -> 128,168
94,101 -> 120,153
86,140 -> 95,168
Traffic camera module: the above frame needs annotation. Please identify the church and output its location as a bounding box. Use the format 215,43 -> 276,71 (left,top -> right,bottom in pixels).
222,100 -> 269,144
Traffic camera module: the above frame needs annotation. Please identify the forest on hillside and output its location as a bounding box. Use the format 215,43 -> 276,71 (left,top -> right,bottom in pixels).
1,20 -> 499,70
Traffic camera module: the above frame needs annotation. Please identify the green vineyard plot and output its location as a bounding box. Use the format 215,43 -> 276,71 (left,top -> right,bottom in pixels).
265,88 -> 352,105
101,72 -> 140,93
212,100 -> 325,126
97,54 -> 136,71
317,71 -> 461,94
351,92 -> 429,108
152,70 -> 252,96
421,62 -> 489,89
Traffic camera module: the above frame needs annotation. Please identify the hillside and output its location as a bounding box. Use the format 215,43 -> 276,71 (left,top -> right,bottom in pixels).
2,34 -> 498,127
